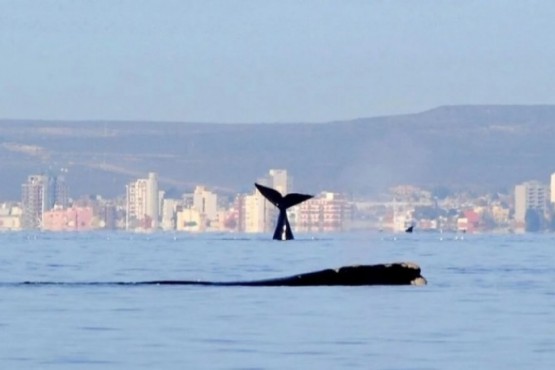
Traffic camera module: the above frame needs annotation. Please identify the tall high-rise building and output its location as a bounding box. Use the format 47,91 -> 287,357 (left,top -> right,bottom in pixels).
514,180 -> 548,222
49,174 -> 69,209
160,198 -> 179,231
257,169 -> 292,194
255,169 -> 293,232
21,175 -> 47,229
193,186 -> 218,221
146,172 -> 159,229
126,172 -> 159,230
242,192 -> 268,233
268,169 -> 291,195
21,173 -> 68,229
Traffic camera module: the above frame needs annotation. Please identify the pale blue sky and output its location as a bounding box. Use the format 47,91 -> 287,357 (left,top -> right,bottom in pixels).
1,0 -> 554,123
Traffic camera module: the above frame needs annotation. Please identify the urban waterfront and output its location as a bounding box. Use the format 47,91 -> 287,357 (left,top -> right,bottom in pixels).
2,168 -> 555,235
0,232 -> 553,369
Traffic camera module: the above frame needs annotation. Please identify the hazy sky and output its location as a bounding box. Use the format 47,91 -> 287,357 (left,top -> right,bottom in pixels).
1,0 -> 554,123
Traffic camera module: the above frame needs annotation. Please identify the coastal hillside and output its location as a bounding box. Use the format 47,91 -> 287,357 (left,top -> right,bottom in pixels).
1,105 -> 554,199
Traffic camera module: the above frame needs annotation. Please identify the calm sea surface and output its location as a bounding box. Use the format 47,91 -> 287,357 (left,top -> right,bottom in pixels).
0,232 -> 553,369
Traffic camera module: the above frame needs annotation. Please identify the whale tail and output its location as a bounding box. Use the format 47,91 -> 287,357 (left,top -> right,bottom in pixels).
255,183 -> 313,240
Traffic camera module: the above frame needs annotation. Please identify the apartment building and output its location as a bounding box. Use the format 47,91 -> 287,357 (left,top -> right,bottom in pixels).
126,172 -> 159,230
514,180 -> 548,222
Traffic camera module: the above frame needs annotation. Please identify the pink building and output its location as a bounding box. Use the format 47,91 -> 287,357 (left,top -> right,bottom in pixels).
457,210 -> 481,233
297,192 -> 350,232
42,207 -> 94,231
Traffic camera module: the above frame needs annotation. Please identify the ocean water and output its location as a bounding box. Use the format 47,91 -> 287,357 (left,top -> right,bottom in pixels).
0,232 -> 553,369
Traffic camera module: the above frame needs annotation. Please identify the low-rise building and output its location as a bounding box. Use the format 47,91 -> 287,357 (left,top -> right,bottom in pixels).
176,208 -> 202,232
297,192 -> 351,233
42,206 -> 94,231
0,203 -> 22,231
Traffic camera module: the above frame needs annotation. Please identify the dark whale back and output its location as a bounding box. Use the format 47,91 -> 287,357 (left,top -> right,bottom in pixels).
20,263 -> 426,287
140,262 -> 427,286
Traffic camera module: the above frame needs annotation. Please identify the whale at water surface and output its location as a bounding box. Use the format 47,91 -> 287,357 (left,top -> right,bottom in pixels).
20,263 -> 426,287
142,262 -> 427,286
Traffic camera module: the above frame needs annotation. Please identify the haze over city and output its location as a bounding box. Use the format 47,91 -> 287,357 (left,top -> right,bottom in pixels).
2,2 -> 555,233
2,1 -> 555,123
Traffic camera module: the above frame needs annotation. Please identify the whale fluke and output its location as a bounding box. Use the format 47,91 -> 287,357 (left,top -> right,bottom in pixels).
254,183 -> 313,240
19,263 -> 426,287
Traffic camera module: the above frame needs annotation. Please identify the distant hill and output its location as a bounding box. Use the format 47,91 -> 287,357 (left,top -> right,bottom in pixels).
1,105 -> 554,200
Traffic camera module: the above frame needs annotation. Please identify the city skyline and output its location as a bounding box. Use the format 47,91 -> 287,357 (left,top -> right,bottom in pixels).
2,168 -> 555,234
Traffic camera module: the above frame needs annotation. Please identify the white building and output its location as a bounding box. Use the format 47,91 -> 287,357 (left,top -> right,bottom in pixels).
160,198 -> 179,231
269,169 -> 291,195
146,172 -> 159,228
126,172 -> 159,230
176,208 -> 202,232
193,186 -> 218,221
254,169 -> 293,232
514,180 -> 548,222
0,204 -> 22,231
242,192 -> 268,233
